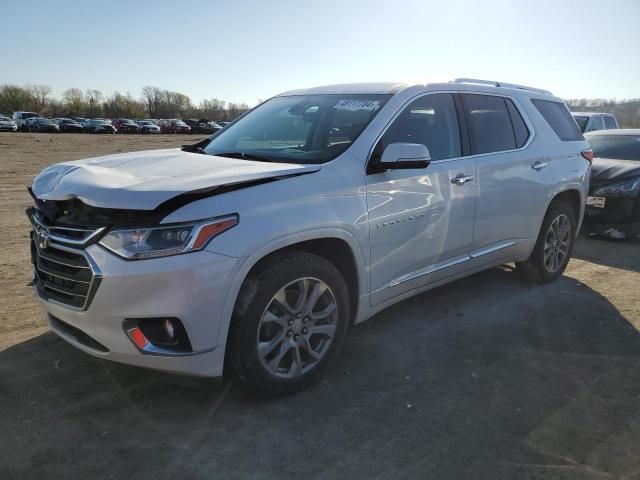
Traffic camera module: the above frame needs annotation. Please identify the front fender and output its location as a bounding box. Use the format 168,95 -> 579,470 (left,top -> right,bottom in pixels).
211,227 -> 369,349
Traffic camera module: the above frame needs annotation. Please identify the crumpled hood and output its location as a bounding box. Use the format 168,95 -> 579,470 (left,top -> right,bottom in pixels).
32,148 -> 321,210
591,157 -> 640,182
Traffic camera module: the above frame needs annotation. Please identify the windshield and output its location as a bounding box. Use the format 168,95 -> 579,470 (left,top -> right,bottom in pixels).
92,119 -> 110,125
174,120 -> 188,126
23,112 -> 39,119
38,118 -> 55,124
573,116 -> 588,132
203,94 -> 391,164
587,134 -> 640,161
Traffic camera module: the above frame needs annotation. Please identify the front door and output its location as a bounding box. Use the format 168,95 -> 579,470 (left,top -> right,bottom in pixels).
366,93 -> 477,306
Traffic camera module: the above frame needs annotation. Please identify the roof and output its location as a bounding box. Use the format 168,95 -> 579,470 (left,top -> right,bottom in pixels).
585,129 -> 640,136
572,112 -> 616,117
278,83 -> 409,96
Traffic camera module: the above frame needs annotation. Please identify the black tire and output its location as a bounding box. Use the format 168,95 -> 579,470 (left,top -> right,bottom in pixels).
516,200 -> 576,283
228,251 -> 350,397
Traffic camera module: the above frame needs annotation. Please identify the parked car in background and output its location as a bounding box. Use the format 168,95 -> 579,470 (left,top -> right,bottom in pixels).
184,118 -> 215,134
584,129 -> 640,239
136,120 -> 161,134
0,115 -> 18,132
158,119 -> 191,134
72,117 -> 88,124
12,111 -> 40,131
27,79 -> 590,397
27,117 -> 60,133
83,119 -> 117,134
217,121 -> 230,127
572,112 -> 619,133
55,118 -> 84,133
112,118 -> 140,134
209,121 -> 224,132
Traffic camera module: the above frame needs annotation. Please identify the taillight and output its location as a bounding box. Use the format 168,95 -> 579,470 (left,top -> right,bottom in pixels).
581,149 -> 594,165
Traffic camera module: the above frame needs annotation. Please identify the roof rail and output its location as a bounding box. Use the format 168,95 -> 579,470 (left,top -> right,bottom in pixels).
453,78 -> 552,96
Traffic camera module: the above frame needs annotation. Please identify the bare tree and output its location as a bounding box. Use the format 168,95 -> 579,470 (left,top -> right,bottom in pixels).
0,84 -> 32,112
27,84 -> 52,112
141,86 -> 162,118
85,89 -> 103,118
62,88 -> 86,116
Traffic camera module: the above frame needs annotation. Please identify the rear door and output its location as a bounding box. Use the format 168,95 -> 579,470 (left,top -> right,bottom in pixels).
366,93 -> 477,306
461,93 -> 552,266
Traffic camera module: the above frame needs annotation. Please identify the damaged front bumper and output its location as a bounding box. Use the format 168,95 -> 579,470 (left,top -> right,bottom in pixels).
583,194 -> 640,239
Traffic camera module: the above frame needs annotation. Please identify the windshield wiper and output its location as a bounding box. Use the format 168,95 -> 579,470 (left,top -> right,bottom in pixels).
214,152 -> 274,162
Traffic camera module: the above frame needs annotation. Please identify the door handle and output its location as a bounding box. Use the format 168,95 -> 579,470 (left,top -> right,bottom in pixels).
451,174 -> 474,186
531,161 -> 548,171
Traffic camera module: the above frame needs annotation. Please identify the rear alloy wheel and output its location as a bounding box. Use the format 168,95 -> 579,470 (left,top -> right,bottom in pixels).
516,201 -> 576,283
543,214 -> 571,273
229,252 -> 349,397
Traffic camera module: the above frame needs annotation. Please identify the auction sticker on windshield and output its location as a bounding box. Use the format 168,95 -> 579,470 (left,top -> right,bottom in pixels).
334,99 -> 381,111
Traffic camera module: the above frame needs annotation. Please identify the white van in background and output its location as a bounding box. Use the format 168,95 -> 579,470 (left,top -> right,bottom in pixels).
12,111 -> 40,131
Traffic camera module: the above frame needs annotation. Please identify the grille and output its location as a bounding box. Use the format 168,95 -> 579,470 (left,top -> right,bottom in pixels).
28,210 -> 103,310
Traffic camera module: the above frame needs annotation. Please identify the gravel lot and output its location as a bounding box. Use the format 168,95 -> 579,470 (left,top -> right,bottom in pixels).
1,132 -> 639,480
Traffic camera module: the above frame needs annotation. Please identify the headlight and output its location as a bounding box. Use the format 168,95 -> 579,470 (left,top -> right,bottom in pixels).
593,177 -> 640,197
99,215 -> 238,259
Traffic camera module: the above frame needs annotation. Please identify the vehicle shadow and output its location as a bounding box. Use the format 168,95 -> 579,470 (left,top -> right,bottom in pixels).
573,235 -> 640,273
1,267 -> 639,480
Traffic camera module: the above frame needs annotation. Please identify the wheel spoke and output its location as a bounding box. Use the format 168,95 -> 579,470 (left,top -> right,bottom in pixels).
300,335 -> 322,361
292,279 -> 309,312
272,289 -> 296,316
304,281 -> 327,314
265,339 -> 292,374
310,302 -> 337,322
287,345 -> 303,376
261,310 -> 288,328
258,331 -> 286,358
308,323 -> 336,338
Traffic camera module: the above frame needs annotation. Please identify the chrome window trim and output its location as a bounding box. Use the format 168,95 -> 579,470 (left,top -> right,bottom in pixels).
366,89 -> 537,170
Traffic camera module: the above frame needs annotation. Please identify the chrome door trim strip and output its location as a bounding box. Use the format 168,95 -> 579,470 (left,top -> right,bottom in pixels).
470,241 -> 516,259
385,255 -> 471,289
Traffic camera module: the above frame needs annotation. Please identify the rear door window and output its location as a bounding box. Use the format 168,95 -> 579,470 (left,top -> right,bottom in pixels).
461,94 -> 516,154
603,116 -> 617,129
531,99 -> 584,141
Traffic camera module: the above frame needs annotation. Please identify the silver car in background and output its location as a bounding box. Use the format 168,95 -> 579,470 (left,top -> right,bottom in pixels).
27,78 -> 590,396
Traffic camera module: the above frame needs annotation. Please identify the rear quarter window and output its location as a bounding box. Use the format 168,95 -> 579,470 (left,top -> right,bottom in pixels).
532,99 -> 584,141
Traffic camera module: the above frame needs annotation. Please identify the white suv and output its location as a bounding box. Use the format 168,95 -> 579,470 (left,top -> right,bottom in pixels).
572,111 -> 619,133
28,78 -> 591,396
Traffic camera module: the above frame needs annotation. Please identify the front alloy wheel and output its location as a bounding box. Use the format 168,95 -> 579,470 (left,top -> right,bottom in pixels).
229,252 -> 349,397
257,277 -> 337,378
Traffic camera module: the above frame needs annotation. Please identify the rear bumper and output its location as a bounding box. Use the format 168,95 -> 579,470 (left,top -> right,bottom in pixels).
34,245 -> 242,377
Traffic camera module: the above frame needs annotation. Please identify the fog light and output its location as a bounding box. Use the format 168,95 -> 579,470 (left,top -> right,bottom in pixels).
163,318 -> 175,339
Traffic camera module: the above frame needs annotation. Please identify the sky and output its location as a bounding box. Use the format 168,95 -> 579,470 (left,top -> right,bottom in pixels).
2,0 -> 639,106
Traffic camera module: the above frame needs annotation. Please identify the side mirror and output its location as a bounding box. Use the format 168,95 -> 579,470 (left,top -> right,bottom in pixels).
379,142 -> 431,169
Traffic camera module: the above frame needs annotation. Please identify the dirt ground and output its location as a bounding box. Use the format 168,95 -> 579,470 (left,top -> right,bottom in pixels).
1,132 -> 639,480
